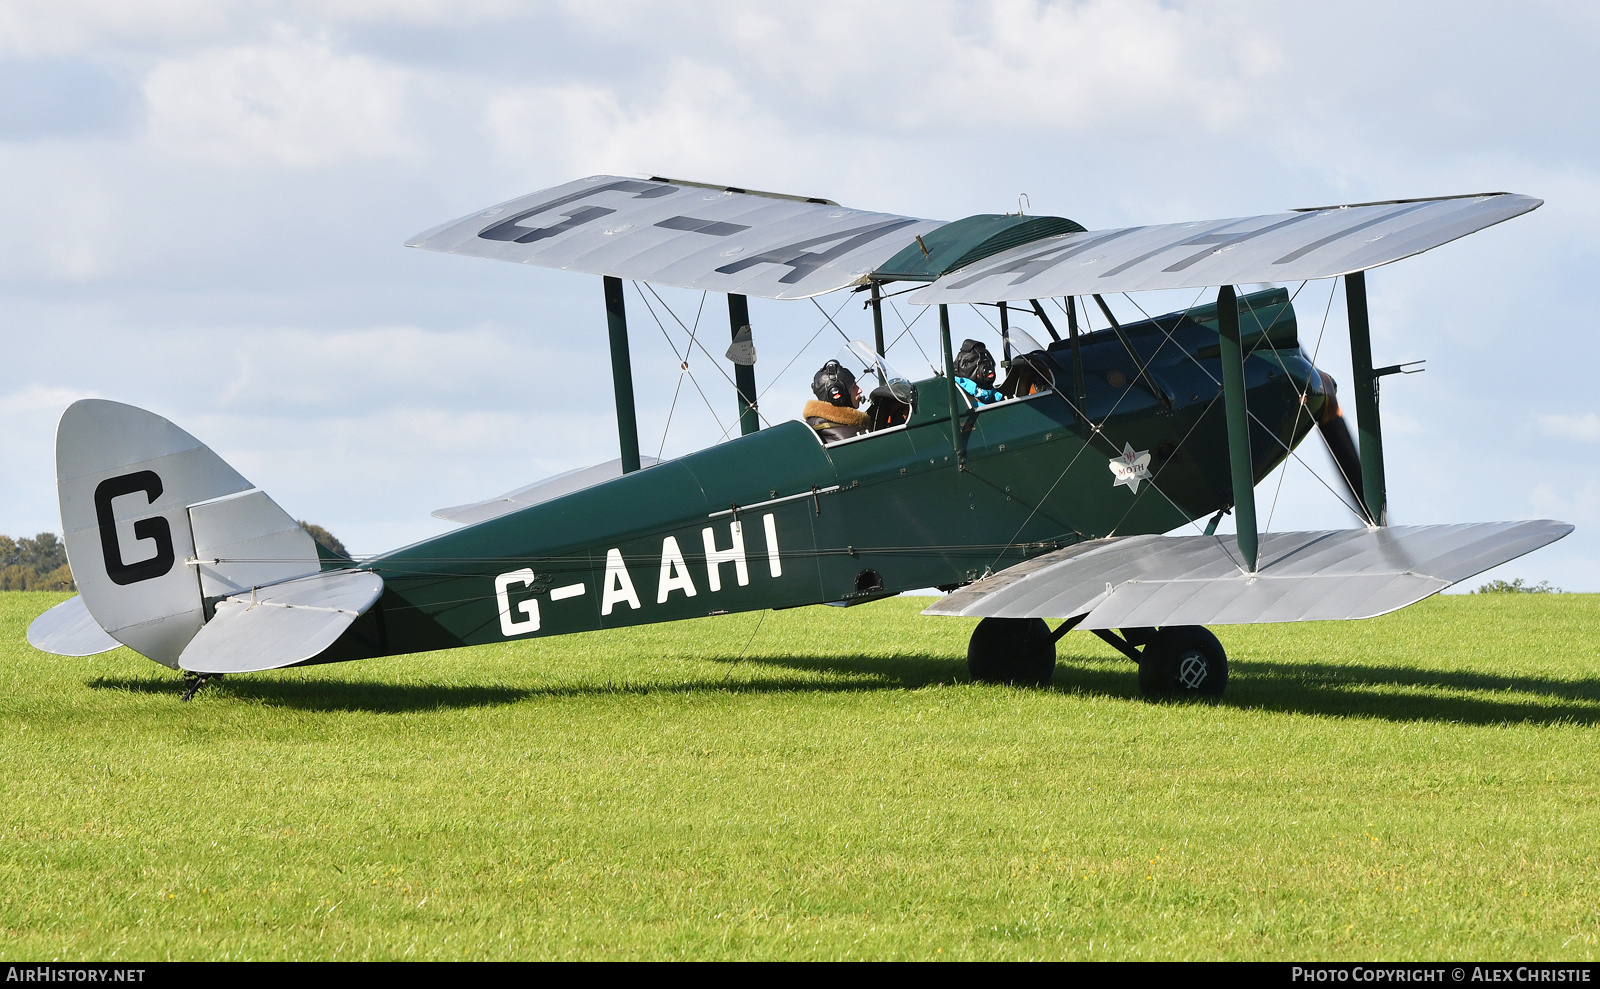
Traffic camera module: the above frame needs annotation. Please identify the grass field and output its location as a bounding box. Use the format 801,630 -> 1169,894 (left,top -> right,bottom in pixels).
2,591 -> 1598,961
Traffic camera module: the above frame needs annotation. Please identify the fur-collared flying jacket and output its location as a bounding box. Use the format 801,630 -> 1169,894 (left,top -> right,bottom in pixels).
803,400 -> 870,444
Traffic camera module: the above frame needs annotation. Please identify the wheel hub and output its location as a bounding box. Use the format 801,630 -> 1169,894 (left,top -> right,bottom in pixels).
1176,651 -> 1208,689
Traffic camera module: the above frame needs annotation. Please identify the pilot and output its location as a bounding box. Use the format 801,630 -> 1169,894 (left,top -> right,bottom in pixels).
954,339 -> 1003,406
804,361 -> 871,443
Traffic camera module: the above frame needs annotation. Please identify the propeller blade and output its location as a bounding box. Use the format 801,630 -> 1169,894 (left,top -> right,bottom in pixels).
1313,373 -> 1370,522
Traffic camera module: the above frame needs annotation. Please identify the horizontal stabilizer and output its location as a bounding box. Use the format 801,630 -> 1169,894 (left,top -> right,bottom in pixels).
27,595 -> 121,657
911,193 -> 1541,303
407,175 -> 947,300
433,456 -> 660,525
178,569 -> 384,674
924,521 -> 1572,628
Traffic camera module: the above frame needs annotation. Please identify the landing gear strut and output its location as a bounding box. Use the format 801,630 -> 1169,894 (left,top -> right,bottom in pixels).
180,671 -> 224,702
967,619 -> 1228,698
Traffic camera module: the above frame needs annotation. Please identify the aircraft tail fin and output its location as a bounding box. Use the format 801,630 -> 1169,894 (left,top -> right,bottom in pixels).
53,400 -> 324,668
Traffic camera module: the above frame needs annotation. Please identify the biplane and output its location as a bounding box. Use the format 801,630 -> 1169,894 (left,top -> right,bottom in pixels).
28,175 -> 1570,700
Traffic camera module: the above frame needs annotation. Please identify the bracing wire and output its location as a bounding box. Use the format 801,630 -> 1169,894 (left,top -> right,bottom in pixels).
632,283 -> 730,441
715,291 -> 857,444
657,372 -> 686,462
809,296 -> 856,345
641,283 -> 748,400
1110,282 -> 1368,525
734,610 -> 766,662
986,286 -> 1228,573
1264,278 -> 1344,530
884,298 -> 937,374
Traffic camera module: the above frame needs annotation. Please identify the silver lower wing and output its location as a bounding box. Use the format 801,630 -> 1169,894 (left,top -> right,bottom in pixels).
924,521 -> 1572,628
433,456 -> 661,526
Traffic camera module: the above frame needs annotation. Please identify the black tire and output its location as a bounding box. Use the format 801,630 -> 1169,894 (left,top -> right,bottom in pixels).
1138,625 -> 1227,698
968,617 -> 1056,686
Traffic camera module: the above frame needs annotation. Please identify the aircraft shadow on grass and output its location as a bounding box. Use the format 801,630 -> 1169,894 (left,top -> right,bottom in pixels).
86,674 -> 537,713
83,652 -> 962,713
1214,657 -> 1600,727
719,651 -> 1600,728
85,651 -> 1600,726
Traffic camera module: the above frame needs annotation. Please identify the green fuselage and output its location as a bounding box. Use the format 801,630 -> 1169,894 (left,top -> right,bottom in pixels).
325,290 -> 1323,662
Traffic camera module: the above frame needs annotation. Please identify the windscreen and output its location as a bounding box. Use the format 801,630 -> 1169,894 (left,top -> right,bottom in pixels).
1003,324 -> 1047,358
835,341 -> 917,405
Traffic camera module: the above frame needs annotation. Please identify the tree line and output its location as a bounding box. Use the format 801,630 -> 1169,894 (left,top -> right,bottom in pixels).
1,524 -> 348,592
0,533 -> 74,591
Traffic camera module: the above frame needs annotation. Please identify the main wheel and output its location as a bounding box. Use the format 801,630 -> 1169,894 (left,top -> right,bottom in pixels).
968,617 -> 1056,686
1138,626 -> 1227,699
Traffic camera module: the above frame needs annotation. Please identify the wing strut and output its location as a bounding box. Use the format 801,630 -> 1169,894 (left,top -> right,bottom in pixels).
1091,294 -> 1167,409
870,282 -> 886,358
939,304 -> 963,460
1027,299 -> 1063,342
1217,284 -> 1260,572
1064,297 -> 1087,403
603,276 -> 643,473
1346,271 -> 1387,525
999,300 -> 1011,363
728,294 -> 760,435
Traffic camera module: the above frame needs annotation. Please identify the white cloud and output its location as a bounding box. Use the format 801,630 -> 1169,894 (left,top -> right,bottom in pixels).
211,323 -> 580,411
920,1 -> 1269,134
1537,412 -> 1600,443
0,151 -> 123,281
143,35 -> 414,166
0,0 -> 521,57
1530,479 -> 1600,525
0,384 -> 99,417
482,60 -> 808,183
0,386 -> 98,534
0,1 -> 236,57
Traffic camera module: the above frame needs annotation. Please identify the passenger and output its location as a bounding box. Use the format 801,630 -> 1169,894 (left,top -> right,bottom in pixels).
999,352 -> 1051,398
804,361 -> 871,443
954,339 -> 1003,406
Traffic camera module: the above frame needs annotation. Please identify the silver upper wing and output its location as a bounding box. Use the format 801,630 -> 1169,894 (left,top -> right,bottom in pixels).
408,175 -> 947,301
910,193 -> 1541,304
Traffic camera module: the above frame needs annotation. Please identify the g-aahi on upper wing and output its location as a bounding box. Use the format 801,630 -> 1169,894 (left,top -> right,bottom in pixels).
407,175 -> 948,301
910,193 -> 1542,303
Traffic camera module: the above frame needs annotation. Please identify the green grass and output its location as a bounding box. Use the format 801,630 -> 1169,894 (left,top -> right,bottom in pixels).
2,591 -> 1599,960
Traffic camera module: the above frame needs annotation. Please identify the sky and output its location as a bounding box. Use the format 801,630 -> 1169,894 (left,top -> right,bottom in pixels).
2,0 -> 1597,591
